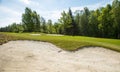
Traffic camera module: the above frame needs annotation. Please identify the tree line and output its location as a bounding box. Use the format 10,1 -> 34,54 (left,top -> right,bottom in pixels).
0,0 -> 120,39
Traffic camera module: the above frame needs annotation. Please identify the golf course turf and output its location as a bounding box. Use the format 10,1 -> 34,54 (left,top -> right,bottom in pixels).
0,32 -> 120,52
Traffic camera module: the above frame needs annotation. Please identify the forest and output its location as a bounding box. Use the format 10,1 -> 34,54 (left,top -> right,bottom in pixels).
0,0 -> 120,39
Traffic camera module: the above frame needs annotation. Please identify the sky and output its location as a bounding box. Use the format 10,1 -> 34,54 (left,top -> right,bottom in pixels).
0,0 -> 113,27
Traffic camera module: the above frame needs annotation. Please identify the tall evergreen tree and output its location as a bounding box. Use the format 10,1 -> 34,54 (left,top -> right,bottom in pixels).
112,0 -> 120,38
74,10 -> 84,35
98,4 -> 113,38
41,17 -> 47,33
88,11 -> 99,37
80,7 -> 90,36
47,19 -> 53,34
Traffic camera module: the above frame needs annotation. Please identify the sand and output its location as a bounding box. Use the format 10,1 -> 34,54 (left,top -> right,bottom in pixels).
30,34 -> 64,36
30,34 -> 41,36
0,40 -> 120,72
46,34 -> 64,36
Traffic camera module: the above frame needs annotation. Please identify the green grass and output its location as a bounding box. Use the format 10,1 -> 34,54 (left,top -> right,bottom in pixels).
0,32 -> 120,52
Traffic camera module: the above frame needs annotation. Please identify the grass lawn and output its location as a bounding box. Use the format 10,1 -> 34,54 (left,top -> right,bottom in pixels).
0,32 -> 120,52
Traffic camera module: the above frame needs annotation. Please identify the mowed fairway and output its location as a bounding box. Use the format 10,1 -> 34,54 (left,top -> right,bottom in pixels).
1,32 -> 120,52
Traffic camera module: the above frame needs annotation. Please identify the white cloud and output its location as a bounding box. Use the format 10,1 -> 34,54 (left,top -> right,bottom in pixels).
20,0 -> 31,4
0,6 -> 20,16
0,6 -> 22,27
0,18 -> 21,27
71,0 -> 112,12
19,0 -> 40,6
31,1 -> 40,6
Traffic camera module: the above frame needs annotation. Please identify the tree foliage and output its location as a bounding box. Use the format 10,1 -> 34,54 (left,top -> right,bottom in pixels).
22,7 -> 41,32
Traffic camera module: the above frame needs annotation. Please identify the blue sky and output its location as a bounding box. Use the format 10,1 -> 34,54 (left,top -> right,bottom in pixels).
0,0 -> 112,27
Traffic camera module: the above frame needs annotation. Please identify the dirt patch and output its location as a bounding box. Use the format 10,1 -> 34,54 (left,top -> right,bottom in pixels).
0,41 -> 120,72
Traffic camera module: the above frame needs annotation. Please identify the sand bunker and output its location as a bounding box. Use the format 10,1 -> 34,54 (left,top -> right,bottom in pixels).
0,41 -> 120,72
46,34 -> 64,36
30,34 -> 41,36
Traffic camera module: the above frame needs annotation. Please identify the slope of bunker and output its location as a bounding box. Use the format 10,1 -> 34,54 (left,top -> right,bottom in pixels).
0,40 -> 120,72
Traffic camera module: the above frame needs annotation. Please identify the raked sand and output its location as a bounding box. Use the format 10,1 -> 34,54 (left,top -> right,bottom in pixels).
0,41 -> 120,72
